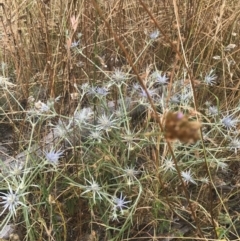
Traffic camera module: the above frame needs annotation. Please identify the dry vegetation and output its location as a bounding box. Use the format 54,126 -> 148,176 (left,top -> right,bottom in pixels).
0,0 -> 240,240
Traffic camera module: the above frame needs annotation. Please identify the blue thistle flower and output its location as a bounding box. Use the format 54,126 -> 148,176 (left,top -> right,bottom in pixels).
111,69 -> 128,86
181,169 -> 197,185
221,115 -> 238,129
151,71 -> 169,85
0,185 -> 27,217
112,192 -> 131,214
149,30 -> 160,40
45,149 -> 64,165
204,69 -> 217,85
229,138 -> 240,154
208,106 -> 218,116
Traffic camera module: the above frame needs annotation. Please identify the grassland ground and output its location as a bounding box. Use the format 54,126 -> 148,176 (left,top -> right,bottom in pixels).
0,1 -> 240,240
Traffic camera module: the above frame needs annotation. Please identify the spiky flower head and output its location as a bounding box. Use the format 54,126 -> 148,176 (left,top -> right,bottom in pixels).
229,138 -> 240,154
52,119 -> 72,138
111,69 -> 128,86
97,114 -> 119,132
74,107 -> 94,125
123,166 -> 140,179
9,161 -> 24,176
199,176 -> 209,184
162,157 -> 176,173
151,71 -> 169,85
71,40 -> 80,48
0,185 -> 27,217
95,86 -> 109,97
149,30 -> 160,40
81,178 -> 103,204
138,86 -> 158,99
214,159 -> 228,171
204,69 -> 217,85
45,148 -> 64,166
88,130 -> 104,143
112,192 -> 131,214
181,169 -> 197,185
221,115 -> 238,129
208,106 -> 218,116
170,94 -> 180,105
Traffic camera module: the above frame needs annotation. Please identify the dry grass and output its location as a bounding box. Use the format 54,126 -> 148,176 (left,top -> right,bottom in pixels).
0,0 -> 240,241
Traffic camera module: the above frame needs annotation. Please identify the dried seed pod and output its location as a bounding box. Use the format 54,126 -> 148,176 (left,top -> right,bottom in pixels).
164,111 -> 201,143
